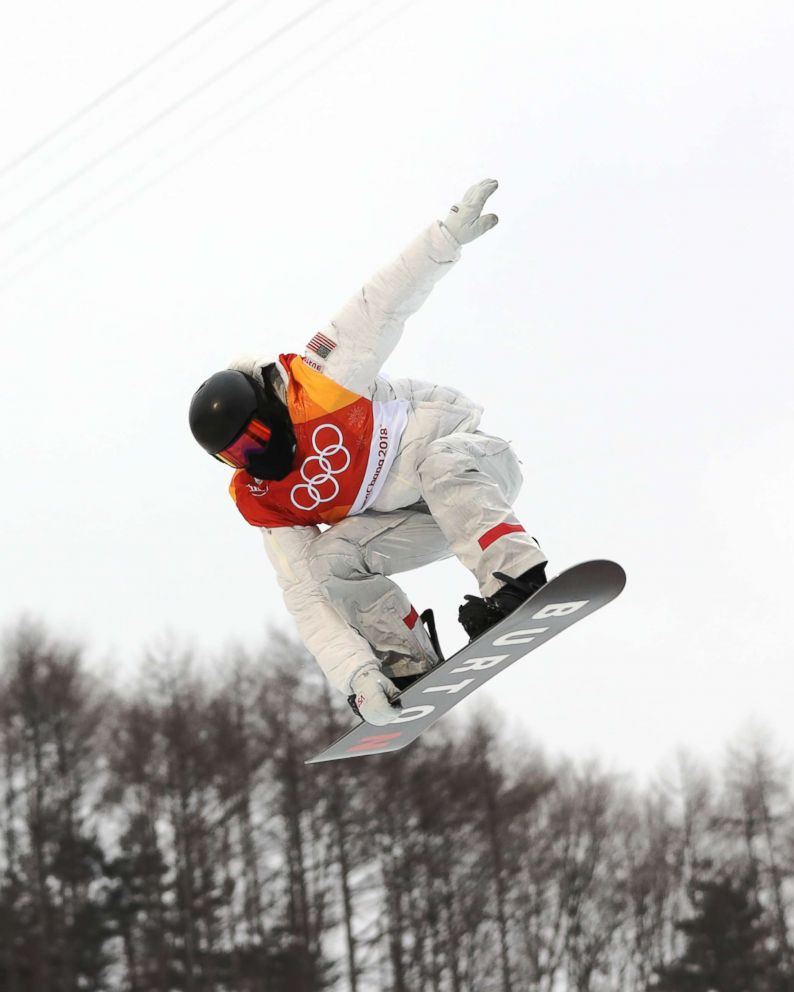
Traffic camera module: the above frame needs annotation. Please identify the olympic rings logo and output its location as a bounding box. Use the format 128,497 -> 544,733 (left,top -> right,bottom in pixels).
290,424 -> 351,511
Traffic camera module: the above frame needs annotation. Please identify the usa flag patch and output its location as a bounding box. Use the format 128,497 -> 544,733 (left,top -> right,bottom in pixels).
306,332 -> 337,360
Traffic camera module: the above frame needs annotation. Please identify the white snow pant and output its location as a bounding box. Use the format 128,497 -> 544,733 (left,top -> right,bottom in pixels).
308,432 -> 546,681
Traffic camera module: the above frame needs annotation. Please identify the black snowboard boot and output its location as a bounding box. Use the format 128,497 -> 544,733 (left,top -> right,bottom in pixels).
458,563 -> 548,642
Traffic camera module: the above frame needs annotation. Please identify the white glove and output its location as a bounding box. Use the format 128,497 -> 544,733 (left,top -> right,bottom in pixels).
349,665 -> 402,726
442,178 -> 499,245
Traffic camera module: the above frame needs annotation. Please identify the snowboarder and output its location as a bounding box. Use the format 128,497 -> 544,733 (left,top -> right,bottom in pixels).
189,179 -> 548,725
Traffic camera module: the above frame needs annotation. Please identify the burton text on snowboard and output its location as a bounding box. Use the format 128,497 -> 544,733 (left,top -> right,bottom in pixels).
306,559 -> 626,764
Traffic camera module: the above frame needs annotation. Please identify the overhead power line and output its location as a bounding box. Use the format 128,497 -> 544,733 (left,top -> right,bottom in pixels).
0,0 -> 419,291
0,0 -> 244,179
0,0 -> 377,267
0,0 -> 335,234
2,0 -> 279,197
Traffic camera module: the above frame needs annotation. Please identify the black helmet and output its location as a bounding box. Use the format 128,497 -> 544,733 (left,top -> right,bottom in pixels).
189,369 -> 296,480
189,370 -> 258,455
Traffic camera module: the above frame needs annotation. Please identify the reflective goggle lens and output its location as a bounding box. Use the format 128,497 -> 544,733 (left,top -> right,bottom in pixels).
217,418 -> 272,469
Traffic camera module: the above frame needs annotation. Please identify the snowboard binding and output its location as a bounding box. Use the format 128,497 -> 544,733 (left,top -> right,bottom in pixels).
346,609 -> 446,718
458,563 -> 548,642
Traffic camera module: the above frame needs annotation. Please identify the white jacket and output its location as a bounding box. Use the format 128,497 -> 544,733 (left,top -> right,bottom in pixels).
232,220 -> 483,693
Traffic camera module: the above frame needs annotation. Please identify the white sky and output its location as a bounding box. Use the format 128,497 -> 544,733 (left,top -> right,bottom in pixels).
1,0 -> 792,775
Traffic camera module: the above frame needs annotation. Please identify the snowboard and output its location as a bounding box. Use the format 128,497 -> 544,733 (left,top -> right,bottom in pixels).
306,559 -> 626,764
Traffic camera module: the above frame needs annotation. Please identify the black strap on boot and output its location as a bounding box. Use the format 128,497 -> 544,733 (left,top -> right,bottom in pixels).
493,567 -> 544,599
420,608 -> 445,663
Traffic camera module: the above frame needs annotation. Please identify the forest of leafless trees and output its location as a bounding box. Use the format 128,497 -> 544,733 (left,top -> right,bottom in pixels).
0,619 -> 792,992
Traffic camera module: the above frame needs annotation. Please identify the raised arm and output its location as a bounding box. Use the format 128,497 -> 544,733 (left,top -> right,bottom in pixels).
306,179 -> 499,395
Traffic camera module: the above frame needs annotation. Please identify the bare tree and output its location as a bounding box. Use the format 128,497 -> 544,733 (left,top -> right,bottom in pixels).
3,615 -> 794,992
617,784 -> 685,988
723,730 -> 794,979
104,694 -> 175,991
0,620 -> 110,992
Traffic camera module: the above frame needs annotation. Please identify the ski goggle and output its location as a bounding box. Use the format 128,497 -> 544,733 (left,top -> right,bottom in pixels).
215,417 -> 272,469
